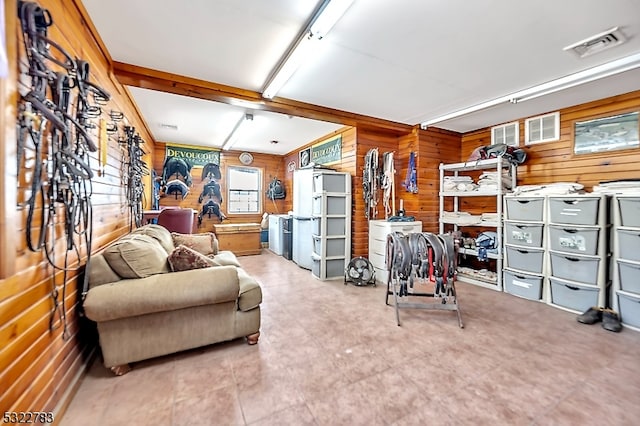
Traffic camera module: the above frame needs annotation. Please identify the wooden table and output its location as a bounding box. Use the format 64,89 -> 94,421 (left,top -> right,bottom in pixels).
213,223 -> 262,256
142,209 -> 199,234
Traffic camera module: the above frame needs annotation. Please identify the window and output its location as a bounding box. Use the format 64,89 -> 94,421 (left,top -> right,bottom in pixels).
491,121 -> 519,146
525,112 -> 560,145
227,166 -> 261,214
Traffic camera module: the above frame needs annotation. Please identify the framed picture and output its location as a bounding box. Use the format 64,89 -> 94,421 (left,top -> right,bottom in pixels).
299,148 -> 311,168
574,111 -> 639,155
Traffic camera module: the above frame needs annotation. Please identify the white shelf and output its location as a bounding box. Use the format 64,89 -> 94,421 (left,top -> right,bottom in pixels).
439,156 -> 516,292
459,247 -> 500,259
440,158 -> 511,172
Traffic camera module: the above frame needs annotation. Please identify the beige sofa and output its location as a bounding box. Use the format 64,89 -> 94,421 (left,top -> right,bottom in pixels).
83,224 -> 262,375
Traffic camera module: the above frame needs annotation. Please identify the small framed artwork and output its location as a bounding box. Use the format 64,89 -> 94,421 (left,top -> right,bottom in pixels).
574,111 -> 639,155
299,148 -> 311,168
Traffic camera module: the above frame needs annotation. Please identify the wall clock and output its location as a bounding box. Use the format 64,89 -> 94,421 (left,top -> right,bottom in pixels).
239,152 -> 253,165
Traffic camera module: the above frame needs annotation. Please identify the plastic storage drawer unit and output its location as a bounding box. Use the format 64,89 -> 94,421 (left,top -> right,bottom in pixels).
548,197 -> 599,225
311,255 -> 346,280
617,291 -> 640,328
504,269 -> 543,300
312,173 -> 350,193
313,236 -> 347,257
312,217 -> 346,236
617,228 -> 640,262
505,197 -> 545,222
617,259 -> 640,294
549,251 -> 600,285
548,225 -> 600,255
550,277 -> 600,313
312,195 -> 347,216
618,197 -> 640,227
505,245 -> 544,274
504,222 -> 544,247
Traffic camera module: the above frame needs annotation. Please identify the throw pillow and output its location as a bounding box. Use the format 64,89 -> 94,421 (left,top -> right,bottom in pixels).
103,234 -> 170,278
132,224 -> 175,253
168,244 -> 216,272
171,232 -> 218,256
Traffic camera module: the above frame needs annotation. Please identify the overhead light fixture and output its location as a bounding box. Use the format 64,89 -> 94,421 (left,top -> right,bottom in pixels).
421,52 -> 640,129
222,113 -> 254,151
262,0 -> 354,99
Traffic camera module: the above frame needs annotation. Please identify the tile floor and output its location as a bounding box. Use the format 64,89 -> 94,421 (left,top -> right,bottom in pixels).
61,250 -> 640,425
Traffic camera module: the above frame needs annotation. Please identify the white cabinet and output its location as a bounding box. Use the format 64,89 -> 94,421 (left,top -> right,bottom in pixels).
309,171 -> 351,280
369,220 -> 422,285
611,195 -> 640,331
503,196 -> 546,301
268,214 -> 289,256
546,194 -> 608,314
439,157 -> 516,291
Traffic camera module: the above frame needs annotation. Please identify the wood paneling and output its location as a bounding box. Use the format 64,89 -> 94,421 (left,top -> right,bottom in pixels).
462,90 -> 640,190
152,145 -> 286,229
1,0 -> 154,417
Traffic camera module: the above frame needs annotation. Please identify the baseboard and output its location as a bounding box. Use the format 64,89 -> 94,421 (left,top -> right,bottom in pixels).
52,346 -> 98,425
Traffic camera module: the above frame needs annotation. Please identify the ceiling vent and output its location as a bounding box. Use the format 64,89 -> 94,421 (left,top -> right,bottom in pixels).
159,123 -> 178,131
564,27 -> 626,58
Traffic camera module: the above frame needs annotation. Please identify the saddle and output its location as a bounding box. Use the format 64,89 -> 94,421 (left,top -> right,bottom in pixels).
162,157 -> 193,186
198,200 -> 226,224
266,177 -> 286,200
198,180 -> 222,203
201,162 -> 221,181
164,179 -> 190,200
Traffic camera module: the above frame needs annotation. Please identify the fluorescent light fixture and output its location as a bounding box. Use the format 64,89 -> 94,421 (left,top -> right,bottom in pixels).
310,0 -> 354,39
421,52 -> 640,129
262,33 -> 317,100
262,0 -> 353,99
222,113 -> 254,151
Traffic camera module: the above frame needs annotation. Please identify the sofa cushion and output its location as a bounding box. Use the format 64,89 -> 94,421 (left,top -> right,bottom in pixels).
171,232 -> 218,256
207,251 -> 241,268
168,245 -> 215,272
103,234 -> 170,278
237,268 -> 263,311
132,224 -> 175,253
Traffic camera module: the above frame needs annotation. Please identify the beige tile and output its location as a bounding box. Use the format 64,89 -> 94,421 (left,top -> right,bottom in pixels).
248,403 -> 317,426
173,385 -> 245,426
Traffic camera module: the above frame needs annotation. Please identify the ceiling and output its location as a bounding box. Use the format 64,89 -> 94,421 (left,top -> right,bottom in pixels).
82,0 -> 640,155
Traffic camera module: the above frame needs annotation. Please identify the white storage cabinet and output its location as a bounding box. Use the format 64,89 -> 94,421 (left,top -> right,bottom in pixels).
612,195 -> 640,331
546,194 -> 609,314
368,220 -> 423,285
310,171 -> 352,280
503,196 -> 546,301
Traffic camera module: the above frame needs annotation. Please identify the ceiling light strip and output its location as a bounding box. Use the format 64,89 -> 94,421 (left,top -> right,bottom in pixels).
262,0 -> 354,99
222,113 -> 253,151
421,52 -> 640,128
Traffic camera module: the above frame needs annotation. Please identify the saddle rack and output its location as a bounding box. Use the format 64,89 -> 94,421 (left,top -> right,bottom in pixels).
385,231 -> 464,328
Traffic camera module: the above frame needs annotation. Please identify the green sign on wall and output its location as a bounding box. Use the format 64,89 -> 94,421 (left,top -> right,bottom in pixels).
165,144 -> 220,167
311,135 -> 342,165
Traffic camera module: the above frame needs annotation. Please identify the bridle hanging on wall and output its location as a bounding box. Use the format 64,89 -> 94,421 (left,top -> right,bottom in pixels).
17,1 -> 120,339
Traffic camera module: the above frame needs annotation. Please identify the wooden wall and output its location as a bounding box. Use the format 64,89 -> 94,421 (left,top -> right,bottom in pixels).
462,90 -> 640,190
151,145 -> 287,228
1,0 -> 154,417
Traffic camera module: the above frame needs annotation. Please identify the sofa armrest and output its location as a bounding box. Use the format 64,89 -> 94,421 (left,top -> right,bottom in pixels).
83,265 -> 240,322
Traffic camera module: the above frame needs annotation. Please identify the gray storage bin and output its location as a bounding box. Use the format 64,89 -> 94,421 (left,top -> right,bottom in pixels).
549,251 -> 600,285
312,195 -> 347,216
618,197 -> 640,227
313,236 -> 346,257
312,255 -> 347,280
312,217 -> 346,236
505,245 -> 544,274
504,269 -> 543,300
504,222 -> 544,247
549,197 -> 599,225
550,277 -> 600,313
617,259 -> 640,294
617,228 -> 640,262
617,290 -> 640,328
548,225 -> 600,255
313,173 -> 349,193
505,197 -> 544,222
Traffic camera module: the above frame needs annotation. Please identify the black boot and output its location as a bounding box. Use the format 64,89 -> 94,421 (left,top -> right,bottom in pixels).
577,306 -> 603,324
